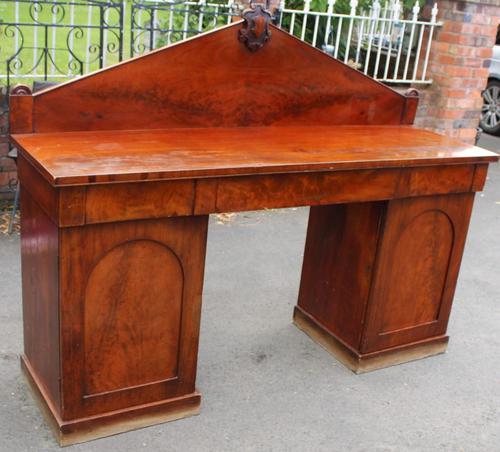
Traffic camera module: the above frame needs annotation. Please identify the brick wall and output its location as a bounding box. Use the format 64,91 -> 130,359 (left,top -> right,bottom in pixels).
0,88 -> 17,201
414,0 -> 500,144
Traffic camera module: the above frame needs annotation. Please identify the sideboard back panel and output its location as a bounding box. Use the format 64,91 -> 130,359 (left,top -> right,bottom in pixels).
31,23 -> 407,132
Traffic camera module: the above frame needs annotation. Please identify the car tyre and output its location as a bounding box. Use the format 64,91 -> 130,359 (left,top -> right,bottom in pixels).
480,79 -> 500,135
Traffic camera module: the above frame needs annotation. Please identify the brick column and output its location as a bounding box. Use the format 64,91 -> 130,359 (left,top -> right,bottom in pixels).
0,87 -> 17,200
414,0 -> 500,144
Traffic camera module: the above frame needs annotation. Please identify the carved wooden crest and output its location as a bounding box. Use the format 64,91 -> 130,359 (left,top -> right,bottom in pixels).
10,84 -> 32,95
238,3 -> 273,52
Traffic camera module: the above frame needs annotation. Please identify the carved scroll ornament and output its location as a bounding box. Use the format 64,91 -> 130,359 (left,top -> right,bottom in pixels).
238,3 -> 273,52
10,84 -> 32,96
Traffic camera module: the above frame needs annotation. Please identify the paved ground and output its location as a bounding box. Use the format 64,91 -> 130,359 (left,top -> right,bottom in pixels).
479,132 -> 500,153
0,135 -> 498,452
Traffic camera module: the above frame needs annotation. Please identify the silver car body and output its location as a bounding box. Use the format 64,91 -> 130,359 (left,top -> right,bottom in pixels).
480,26 -> 500,134
491,43 -> 500,81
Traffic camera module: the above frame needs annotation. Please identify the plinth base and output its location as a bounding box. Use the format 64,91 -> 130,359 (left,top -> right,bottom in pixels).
21,356 -> 201,446
293,307 -> 449,374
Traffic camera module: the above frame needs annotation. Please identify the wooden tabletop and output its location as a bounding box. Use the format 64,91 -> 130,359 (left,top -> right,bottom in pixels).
12,125 -> 498,186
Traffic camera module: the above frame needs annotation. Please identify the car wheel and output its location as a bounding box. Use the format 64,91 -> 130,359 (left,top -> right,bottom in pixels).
480,79 -> 500,135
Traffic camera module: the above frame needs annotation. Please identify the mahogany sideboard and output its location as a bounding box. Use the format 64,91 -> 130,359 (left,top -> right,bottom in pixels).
9,9 -> 499,446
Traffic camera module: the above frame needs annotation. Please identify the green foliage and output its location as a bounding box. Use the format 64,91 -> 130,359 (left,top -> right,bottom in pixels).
154,4 -> 234,48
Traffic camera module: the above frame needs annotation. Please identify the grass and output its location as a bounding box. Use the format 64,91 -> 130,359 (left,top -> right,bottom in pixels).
0,0 -> 239,88
0,0 -> 135,87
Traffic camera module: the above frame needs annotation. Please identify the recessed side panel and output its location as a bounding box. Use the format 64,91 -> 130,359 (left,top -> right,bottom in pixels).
59,215 -> 208,419
84,240 -> 183,396
362,193 -> 475,353
377,211 -> 454,334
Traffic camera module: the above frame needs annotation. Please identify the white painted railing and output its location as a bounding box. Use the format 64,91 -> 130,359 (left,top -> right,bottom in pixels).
0,0 -> 440,87
0,0 -> 124,86
130,0 -> 240,53
278,0 -> 440,84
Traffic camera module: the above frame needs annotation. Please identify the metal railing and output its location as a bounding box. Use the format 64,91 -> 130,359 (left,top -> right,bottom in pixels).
0,0 -> 440,88
278,0 -> 439,84
0,0 -> 124,87
130,0 -> 240,55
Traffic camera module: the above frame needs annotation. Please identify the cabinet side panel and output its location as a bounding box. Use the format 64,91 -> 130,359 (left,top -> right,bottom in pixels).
297,202 -> 385,349
20,187 -> 60,409
361,193 -> 475,352
59,216 -> 208,419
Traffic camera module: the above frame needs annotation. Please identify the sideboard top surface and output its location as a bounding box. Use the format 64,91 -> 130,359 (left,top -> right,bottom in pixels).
12,125 -> 498,186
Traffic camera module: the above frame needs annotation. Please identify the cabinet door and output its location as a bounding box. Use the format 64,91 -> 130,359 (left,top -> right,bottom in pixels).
361,193 -> 474,353
59,216 -> 208,419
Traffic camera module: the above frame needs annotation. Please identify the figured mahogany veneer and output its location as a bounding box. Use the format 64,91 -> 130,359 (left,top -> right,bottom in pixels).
11,125 -> 497,186
9,22 -> 414,135
9,15 -> 498,446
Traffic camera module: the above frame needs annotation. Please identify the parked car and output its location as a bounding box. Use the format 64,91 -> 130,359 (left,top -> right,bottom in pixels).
480,24 -> 500,135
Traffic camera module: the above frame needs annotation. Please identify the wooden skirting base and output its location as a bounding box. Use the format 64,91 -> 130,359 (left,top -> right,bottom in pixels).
293,306 -> 449,374
21,356 -> 201,446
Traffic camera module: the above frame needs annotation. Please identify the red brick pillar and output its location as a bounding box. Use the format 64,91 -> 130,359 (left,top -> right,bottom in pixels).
0,87 -> 17,200
414,0 -> 500,144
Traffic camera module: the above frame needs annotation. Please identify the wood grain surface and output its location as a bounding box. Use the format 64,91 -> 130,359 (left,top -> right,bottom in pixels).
26,22 -> 408,133
11,126 -> 498,186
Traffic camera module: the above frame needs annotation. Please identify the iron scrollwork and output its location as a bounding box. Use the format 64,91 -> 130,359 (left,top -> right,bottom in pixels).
1,0 -> 124,90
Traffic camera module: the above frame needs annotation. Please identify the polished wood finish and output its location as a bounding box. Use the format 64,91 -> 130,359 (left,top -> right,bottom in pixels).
204,164 -> 477,214
19,193 -> 208,445
20,188 -> 60,408
59,215 -> 208,419
14,150 -> 488,226
297,202 -> 384,349
11,126 -> 497,186
21,357 -> 201,446
401,89 -> 419,125
9,92 -> 33,133
361,193 -> 474,352
238,4 -> 273,52
297,193 -> 475,363
9,14 -> 498,446
10,23 -> 411,133
293,307 -> 449,374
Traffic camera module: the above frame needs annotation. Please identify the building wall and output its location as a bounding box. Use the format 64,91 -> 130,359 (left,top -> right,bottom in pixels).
414,0 -> 500,144
0,90 -> 16,200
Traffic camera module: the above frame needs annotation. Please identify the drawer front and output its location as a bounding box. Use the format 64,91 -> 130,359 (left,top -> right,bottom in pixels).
194,165 -> 475,214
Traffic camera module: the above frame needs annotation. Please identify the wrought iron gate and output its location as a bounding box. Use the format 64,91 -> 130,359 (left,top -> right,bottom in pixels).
1,0 -> 439,89
1,0 -> 124,88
